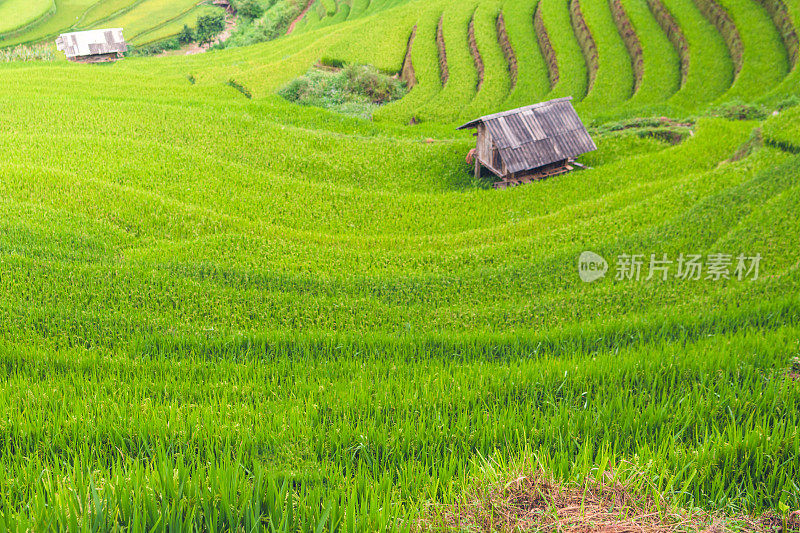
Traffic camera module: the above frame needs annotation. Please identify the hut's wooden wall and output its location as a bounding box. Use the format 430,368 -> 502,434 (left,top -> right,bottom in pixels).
476,124 -> 492,164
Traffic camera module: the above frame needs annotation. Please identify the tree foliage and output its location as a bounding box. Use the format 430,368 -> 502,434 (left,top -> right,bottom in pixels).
196,12 -> 226,47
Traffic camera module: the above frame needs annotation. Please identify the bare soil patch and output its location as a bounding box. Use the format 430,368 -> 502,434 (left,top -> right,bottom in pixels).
420,470 -> 800,533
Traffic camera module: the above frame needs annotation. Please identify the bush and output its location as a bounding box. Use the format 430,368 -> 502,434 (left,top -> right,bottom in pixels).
178,24 -> 195,44
279,64 -> 408,119
773,96 -> 800,112
238,0 -> 266,20
343,64 -> 406,104
708,101 -> 768,121
196,12 -> 226,46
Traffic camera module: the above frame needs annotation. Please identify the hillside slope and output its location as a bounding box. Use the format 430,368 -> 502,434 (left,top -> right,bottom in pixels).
1,0 -> 799,529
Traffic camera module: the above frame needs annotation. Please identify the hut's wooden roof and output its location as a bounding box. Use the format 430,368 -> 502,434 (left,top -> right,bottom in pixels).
457,97 -> 596,174
56,29 -> 127,59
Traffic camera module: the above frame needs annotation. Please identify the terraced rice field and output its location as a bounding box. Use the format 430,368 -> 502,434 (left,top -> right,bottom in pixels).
95,0 -> 213,45
1,0 -> 799,530
0,0 -> 53,37
0,0 -> 223,47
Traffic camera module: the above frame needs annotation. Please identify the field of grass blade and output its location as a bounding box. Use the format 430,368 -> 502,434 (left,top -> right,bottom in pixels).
1,0 -> 800,529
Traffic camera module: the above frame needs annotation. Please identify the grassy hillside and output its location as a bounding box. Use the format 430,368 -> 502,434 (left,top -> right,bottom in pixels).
0,0 -> 53,37
1,0 -> 799,529
0,0 -> 226,47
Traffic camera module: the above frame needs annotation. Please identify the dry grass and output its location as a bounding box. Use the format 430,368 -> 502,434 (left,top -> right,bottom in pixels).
419,470 -> 800,533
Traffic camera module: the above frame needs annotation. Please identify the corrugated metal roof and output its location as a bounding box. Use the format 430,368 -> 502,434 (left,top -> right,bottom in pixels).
56,29 -> 127,59
458,97 -> 597,174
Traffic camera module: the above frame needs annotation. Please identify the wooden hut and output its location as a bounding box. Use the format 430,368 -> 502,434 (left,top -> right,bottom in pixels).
458,97 -> 597,189
56,29 -> 127,63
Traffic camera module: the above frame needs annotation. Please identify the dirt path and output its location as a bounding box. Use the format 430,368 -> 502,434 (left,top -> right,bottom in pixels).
286,0 -> 314,35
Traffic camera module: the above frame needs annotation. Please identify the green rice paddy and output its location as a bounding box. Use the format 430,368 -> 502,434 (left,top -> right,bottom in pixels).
1,0 -> 799,530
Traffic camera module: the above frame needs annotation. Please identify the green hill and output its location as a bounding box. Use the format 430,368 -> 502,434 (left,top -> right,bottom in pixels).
0,0 -> 226,47
1,0 -> 799,529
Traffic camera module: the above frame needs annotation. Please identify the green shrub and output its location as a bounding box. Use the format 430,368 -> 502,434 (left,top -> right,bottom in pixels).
708,100 -> 769,121
238,0 -> 267,20
774,96 -> 800,112
196,12 -> 227,46
177,24 -> 195,44
279,64 -> 408,118
343,64 -> 407,103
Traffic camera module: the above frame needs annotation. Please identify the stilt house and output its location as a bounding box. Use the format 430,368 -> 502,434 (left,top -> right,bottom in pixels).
458,97 -> 597,189
56,29 -> 127,63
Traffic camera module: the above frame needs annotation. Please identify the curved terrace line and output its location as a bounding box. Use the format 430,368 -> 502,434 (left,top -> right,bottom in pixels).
534,3 -> 559,90
75,0 -> 147,30
347,0 -> 370,19
569,0 -> 599,95
609,0 -> 643,97
338,2 -> 350,21
468,12 -> 484,92
436,15 -> 449,86
0,0 -> 56,42
496,12 -> 518,91
692,0 -> 743,80
645,0 -> 689,88
753,0 -> 799,69
129,2 -> 214,43
324,0 -> 340,20
401,25 -> 417,89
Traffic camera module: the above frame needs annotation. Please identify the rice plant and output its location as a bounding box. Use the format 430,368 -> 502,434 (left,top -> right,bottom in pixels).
1,0 -> 799,529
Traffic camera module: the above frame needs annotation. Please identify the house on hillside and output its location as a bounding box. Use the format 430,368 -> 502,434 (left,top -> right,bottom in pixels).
56,29 -> 127,63
458,97 -> 597,189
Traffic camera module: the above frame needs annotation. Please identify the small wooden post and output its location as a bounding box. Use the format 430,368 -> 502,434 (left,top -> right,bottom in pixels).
474,158 -> 481,179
